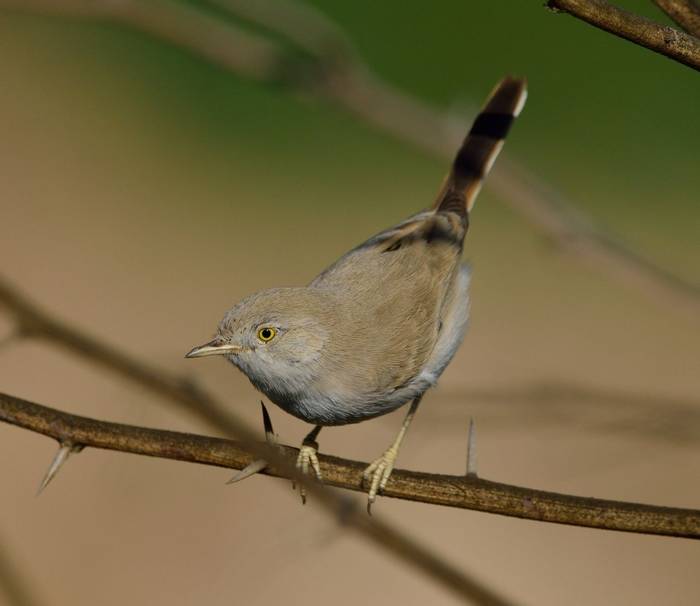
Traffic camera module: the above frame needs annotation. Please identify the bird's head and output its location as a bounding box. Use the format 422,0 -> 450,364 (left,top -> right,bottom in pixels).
186,287 -> 333,396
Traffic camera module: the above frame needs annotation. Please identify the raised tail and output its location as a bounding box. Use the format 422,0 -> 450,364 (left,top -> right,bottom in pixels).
433,76 -> 527,217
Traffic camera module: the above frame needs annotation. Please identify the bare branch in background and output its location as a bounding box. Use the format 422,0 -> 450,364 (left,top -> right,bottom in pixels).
1,0 -> 698,314
546,0 -> 700,71
0,277 -> 519,606
0,276 -> 247,436
653,0 -> 700,37
426,383 -> 700,445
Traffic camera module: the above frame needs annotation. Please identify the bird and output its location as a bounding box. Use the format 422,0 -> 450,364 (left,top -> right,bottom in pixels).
186,76 -> 527,510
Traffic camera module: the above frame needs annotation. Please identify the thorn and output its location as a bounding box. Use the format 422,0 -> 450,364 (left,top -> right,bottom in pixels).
226,458 -> 268,484
261,401 -> 276,444
466,417 -> 478,478
226,402 -> 277,485
37,442 -> 77,495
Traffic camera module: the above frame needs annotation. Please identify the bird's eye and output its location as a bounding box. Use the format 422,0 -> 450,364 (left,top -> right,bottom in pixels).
257,327 -> 277,342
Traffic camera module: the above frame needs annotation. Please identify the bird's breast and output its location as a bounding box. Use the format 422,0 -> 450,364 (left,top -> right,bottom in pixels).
250,373 -> 433,426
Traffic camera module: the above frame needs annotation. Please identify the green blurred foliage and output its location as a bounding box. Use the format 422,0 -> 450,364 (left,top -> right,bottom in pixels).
2,0 -> 698,279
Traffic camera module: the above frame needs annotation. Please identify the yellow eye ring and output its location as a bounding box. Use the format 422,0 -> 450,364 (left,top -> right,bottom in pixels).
257,327 -> 277,342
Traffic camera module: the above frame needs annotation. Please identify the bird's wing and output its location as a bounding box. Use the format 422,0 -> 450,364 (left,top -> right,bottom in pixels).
309,76 -> 527,398
310,210 -> 463,396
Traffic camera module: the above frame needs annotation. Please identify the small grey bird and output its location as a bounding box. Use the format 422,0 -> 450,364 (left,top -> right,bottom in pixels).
187,76 -> 527,508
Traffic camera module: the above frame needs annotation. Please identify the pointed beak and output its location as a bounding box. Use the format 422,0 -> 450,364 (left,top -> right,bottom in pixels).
185,339 -> 242,359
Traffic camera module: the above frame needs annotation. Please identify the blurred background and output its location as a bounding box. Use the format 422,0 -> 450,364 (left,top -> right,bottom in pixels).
0,1 -> 698,605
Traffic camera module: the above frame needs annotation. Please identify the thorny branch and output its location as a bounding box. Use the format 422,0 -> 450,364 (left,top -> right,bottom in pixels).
0,0 -> 698,314
1,277 -> 699,540
0,277 -> 516,606
2,392 -> 700,539
546,0 -> 700,71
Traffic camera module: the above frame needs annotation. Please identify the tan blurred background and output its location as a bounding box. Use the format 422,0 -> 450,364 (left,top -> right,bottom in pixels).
1,1 -> 699,605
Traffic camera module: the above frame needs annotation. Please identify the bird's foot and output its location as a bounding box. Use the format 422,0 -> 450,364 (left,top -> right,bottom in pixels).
363,446 -> 398,514
293,439 -> 322,504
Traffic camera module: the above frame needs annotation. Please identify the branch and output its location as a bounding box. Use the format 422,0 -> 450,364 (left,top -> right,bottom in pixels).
1,0 -> 697,315
2,276 -> 700,540
0,278 -> 520,606
2,391 -> 700,539
653,0 -> 700,37
546,0 -> 700,71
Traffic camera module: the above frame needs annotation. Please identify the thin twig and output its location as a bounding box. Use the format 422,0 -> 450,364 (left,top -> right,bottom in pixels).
0,278 -> 516,606
1,0 -> 697,314
546,0 -> 700,71
2,391 -> 699,539
653,0 -> 700,37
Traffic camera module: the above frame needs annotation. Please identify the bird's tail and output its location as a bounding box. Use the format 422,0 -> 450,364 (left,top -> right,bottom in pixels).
433,76 -> 527,217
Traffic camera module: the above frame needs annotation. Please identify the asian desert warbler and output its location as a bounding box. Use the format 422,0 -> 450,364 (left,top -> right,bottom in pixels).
187,76 -> 527,509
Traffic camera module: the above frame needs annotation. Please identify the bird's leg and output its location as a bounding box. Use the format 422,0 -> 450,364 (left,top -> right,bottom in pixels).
363,396 -> 422,513
294,425 -> 323,504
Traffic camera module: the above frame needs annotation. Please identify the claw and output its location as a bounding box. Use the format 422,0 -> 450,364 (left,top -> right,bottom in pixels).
363,447 -> 398,514
294,443 -> 322,505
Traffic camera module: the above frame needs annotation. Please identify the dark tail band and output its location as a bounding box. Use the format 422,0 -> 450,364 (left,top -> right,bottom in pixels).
433,76 -> 527,216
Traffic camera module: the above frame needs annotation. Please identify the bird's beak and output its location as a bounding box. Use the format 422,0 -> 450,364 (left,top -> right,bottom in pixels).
185,339 -> 242,358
